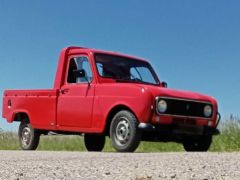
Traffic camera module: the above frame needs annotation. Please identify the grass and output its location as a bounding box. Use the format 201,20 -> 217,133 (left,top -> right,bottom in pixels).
1,116 -> 240,152
0,129 -> 19,150
210,116 -> 240,152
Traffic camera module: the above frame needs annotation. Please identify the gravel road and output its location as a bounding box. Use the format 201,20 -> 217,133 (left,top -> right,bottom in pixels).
0,151 -> 239,180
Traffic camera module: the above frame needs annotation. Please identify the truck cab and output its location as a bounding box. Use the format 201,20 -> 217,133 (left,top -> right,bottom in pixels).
2,46 -> 220,152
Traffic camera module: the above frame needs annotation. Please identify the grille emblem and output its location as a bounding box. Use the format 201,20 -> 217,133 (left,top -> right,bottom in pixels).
186,104 -> 190,111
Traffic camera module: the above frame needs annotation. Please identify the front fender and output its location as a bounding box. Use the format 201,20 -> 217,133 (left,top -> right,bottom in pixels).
92,84 -> 154,132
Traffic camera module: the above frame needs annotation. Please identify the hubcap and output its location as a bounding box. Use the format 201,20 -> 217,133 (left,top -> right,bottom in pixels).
21,127 -> 31,146
115,117 -> 130,146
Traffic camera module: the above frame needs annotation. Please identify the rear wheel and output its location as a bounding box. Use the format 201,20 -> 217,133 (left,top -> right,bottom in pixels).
110,110 -> 141,152
84,134 -> 105,151
183,135 -> 212,152
18,122 -> 40,150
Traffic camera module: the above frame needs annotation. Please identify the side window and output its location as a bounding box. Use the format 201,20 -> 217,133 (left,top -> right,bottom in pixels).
67,56 -> 93,83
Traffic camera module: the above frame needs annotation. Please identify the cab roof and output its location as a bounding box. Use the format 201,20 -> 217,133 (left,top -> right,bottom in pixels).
64,46 -> 148,62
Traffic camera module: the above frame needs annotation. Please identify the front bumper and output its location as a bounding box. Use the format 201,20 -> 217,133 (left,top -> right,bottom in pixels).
138,112 -> 221,136
138,122 -> 220,136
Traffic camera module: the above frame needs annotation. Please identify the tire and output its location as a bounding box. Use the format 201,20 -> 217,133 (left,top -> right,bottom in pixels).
110,110 -> 141,152
183,135 -> 212,152
18,121 -> 40,150
84,134 -> 105,152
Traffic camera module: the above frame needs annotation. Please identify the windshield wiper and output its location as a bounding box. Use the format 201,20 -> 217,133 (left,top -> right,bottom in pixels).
116,78 -> 144,84
115,78 -> 158,86
132,67 -> 143,81
115,79 -> 135,83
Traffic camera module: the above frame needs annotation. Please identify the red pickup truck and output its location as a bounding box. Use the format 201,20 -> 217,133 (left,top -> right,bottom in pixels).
2,46 -> 220,152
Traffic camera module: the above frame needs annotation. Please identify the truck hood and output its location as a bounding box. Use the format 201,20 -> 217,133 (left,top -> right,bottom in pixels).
143,85 -> 215,103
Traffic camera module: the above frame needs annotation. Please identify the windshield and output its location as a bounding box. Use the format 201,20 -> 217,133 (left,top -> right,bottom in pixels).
95,53 -> 159,85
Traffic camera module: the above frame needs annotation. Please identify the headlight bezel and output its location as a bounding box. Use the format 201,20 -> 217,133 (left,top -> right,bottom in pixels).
203,104 -> 213,117
156,97 -> 168,114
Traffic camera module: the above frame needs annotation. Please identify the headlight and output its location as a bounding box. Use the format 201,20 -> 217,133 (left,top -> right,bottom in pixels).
157,100 -> 167,113
204,105 -> 212,117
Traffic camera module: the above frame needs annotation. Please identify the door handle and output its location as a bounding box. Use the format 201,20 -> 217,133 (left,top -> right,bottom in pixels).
60,89 -> 69,94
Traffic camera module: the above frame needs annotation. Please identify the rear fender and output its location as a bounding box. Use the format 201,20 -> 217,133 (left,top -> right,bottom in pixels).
11,110 -> 31,124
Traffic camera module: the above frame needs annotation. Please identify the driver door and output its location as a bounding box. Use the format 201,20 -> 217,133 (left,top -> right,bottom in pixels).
57,55 -> 94,128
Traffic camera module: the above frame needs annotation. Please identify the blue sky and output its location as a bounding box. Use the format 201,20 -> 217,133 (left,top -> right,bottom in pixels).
0,1 -> 239,130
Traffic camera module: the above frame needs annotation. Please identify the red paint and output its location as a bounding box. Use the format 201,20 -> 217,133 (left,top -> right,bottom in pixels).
2,47 -> 219,133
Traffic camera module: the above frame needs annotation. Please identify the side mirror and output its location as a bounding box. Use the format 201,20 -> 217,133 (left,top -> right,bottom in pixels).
73,69 -> 86,78
162,81 -> 168,88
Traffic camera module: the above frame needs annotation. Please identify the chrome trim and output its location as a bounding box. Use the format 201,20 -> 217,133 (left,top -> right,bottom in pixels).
215,112 -> 221,128
155,96 -> 212,105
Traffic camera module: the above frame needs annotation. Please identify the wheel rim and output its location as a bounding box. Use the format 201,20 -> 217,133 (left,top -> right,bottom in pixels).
21,127 -> 31,147
114,117 -> 130,146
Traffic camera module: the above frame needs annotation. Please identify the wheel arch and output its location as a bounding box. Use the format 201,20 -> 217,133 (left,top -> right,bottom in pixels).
104,104 -> 138,136
13,111 -> 30,123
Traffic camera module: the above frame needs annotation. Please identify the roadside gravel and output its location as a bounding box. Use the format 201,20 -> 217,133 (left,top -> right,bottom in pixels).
0,151 -> 239,180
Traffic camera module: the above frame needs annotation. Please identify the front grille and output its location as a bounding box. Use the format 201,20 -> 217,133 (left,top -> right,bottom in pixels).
156,97 -> 213,118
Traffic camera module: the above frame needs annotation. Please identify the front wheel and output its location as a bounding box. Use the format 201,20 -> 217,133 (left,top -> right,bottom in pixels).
110,110 -> 141,152
183,135 -> 212,152
18,122 -> 40,150
84,134 -> 105,151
